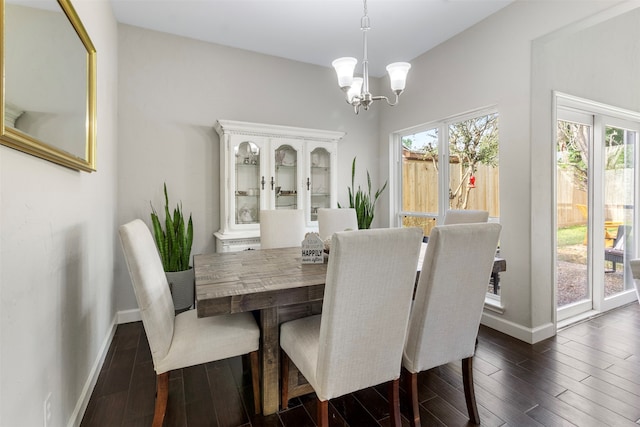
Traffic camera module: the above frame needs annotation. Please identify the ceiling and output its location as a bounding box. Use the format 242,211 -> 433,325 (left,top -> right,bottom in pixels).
110,0 -> 514,77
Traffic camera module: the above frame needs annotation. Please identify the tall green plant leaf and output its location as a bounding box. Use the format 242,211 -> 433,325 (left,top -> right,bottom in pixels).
150,183 -> 193,272
339,157 -> 387,229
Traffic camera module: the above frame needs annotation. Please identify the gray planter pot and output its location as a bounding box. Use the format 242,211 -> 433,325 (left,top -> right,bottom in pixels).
166,268 -> 194,313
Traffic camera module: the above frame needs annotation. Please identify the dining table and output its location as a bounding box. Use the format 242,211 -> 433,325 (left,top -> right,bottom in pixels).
194,243 -> 506,415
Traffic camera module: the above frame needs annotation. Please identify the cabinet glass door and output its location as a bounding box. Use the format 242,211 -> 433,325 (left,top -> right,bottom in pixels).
274,144 -> 298,210
309,147 -> 331,221
234,140 -> 261,225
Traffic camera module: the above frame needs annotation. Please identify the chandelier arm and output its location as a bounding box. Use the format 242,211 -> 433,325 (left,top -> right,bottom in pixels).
371,93 -> 401,106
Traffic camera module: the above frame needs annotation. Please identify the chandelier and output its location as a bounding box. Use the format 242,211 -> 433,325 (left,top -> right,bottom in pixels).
331,0 -> 411,114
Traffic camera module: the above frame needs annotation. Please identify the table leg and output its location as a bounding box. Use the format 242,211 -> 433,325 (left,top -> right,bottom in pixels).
260,307 -> 280,415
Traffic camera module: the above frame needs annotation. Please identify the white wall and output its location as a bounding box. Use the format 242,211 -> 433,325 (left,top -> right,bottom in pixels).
115,24 -> 380,311
378,0 -> 627,342
0,0 -> 119,426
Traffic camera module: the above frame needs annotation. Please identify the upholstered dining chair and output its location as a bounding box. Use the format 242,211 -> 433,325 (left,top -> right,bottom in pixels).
443,209 -> 489,225
403,223 -> 501,427
280,227 -> 424,427
260,209 -> 306,249
119,219 -> 261,427
317,208 -> 358,240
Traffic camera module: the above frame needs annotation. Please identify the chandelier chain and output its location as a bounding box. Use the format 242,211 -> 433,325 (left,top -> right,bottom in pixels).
361,0 -> 370,32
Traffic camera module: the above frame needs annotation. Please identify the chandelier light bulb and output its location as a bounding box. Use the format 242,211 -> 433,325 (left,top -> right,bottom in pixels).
386,62 -> 411,93
332,57 -> 358,90
348,77 -> 364,103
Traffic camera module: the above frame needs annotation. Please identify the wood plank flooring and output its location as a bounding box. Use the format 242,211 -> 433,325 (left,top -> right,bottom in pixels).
81,303 -> 640,426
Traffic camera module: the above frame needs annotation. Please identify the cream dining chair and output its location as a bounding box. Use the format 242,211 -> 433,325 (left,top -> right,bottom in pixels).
317,208 -> 358,240
280,227 -> 423,427
443,209 -> 489,225
260,209 -> 306,249
403,223 -> 501,427
119,219 -> 261,426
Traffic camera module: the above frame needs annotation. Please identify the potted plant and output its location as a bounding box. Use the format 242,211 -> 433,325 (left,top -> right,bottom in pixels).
339,157 -> 387,229
151,183 -> 194,312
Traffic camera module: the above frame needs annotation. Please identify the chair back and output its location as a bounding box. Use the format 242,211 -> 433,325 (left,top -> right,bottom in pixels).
119,219 -> 175,367
317,208 -> 358,240
612,225 -> 629,250
443,209 -> 489,225
403,223 -> 501,373
316,227 -> 423,400
260,209 -> 305,249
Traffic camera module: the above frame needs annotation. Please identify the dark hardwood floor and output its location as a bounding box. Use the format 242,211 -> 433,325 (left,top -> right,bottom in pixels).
81,303 -> 640,426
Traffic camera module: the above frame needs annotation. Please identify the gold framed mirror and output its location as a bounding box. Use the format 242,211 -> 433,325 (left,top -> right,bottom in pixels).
1,0 -> 96,172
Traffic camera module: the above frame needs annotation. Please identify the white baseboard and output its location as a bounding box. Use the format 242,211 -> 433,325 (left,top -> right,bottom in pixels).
117,308 -> 142,324
481,311 -> 556,344
67,308 -> 142,427
66,315 -> 118,427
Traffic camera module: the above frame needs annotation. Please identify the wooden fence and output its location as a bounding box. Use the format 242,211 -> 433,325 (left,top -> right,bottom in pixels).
403,154 -> 630,232
557,169 -> 630,228
402,157 -> 500,215
401,154 -> 499,236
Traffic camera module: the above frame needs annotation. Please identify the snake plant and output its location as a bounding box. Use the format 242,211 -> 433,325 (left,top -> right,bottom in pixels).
150,183 -> 193,272
338,157 -> 387,229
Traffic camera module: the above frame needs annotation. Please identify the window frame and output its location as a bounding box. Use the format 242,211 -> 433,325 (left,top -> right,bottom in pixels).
391,106 -> 501,303
391,106 -> 500,227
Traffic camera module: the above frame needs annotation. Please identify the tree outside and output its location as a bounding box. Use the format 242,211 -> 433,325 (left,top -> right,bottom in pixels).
401,112 -> 499,212
448,113 -> 498,209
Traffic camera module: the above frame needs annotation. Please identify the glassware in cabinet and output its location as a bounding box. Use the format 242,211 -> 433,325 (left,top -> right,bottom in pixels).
309,147 -> 332,222
274,144 -> 299,210
234,141 -> 262,224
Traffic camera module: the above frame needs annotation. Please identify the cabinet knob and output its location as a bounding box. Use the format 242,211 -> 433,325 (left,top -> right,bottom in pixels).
270,176 -> 275,190
261,176 -> 265,190
307,177 -> 310,190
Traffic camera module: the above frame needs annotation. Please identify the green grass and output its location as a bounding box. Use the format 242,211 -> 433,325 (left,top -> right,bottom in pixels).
557,225 -> 586,247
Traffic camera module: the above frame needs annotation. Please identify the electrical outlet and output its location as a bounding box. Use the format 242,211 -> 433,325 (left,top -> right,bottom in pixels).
44,392 -> 52,427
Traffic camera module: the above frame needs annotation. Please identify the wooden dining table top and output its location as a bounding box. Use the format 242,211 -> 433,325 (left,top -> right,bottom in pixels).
194,244 -> 506,318
195,247 -> 328,318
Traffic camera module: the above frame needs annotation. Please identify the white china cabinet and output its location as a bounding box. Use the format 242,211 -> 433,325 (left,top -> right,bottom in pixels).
214,120 -> 344,252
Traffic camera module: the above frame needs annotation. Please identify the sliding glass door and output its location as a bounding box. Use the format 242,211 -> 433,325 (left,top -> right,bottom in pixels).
556,96 -> 639,322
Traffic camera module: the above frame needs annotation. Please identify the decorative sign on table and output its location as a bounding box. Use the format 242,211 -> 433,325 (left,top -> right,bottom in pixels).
301,233 -> 325,264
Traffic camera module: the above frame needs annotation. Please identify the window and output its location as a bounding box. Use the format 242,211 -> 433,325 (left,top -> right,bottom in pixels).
393,108 -> 500,294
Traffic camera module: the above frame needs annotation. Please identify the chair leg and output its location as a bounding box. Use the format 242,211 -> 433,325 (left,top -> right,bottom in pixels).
404,369 -> 421,427
250,350 -> 261,415
280,350 -> 290,410
462,357 -> 480,425
152,372 -> 169,427
388,378 -> 402,427
317,398 -> 329,427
